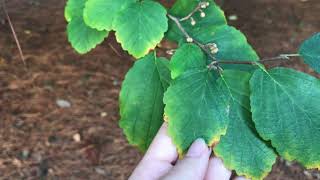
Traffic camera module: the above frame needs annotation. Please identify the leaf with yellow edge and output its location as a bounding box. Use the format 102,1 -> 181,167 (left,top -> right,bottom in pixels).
119,52 -> 171,151
214,70 -> 277,180
164,68 -> 230,154
250,67 -> 320,169
114,1 -> 168,58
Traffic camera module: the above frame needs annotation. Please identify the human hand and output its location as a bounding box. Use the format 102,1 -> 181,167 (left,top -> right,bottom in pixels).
129,123 -> 249,180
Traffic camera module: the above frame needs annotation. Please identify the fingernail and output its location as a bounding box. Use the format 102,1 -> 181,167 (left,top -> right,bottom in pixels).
186,138 -> 208,157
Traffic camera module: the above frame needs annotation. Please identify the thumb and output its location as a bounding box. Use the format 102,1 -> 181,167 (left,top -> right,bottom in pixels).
161,139 -> 211,180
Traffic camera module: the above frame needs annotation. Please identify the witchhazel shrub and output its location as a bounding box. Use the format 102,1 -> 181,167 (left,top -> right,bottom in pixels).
64,0 -> 320,179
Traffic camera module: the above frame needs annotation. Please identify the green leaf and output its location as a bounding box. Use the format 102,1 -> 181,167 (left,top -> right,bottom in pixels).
114,1 -> 168,58
83,0 -> 136,31
197,25 -> 259,71
299,33 -> 320,74
119,53 -> 171,151
250,67 -> 320,169
164,69 -> 230,154
167,0 -> 227,42
65,0 -> 86,22
65,0 -> 108,54
198,25 -> 258,60
214,70 -> 276,180
67,17 -> 108,54
170,43 -> 206,79
169,0 -> 200,16
156,57 -> 172,90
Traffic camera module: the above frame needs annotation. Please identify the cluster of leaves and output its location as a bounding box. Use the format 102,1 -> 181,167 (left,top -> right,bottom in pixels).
65,0 -> 168,57
65,0 -> 320,179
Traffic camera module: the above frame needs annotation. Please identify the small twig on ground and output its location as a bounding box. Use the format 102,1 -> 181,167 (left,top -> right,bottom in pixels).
108,43 -> 122,57
1,0 -> 26,66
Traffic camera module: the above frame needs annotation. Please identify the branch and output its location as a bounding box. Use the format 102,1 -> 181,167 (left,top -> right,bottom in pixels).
206,54 -> 300,69
1,0 -> 26,66
167,14 -> 217,61
218,54 -> 301,65
167,2 -> 301,70
179,2 -> 208,22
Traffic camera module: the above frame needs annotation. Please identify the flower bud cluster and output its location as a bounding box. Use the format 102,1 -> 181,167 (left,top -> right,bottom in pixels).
189,1 -> 210,26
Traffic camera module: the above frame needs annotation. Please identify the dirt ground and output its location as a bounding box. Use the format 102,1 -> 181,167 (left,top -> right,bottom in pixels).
0,0 -> 319,179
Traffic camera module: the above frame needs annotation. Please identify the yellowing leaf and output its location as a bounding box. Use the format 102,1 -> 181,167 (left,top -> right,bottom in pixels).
215,70 -> 276,180
164,69 -> 230,154
250,68 -> 320,169
120,53 -> 171,151
114,1 -> 168,58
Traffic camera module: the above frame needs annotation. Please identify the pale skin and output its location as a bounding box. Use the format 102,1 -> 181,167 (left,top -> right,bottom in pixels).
130,123 -> 250,180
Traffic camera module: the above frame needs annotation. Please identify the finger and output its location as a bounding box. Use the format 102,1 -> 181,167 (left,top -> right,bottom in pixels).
234,176 -> 250,180
143,123 -> 178,164
161,139 -> 211,180
129,123 -> 178,180
205,157 -> 232,180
